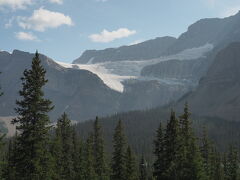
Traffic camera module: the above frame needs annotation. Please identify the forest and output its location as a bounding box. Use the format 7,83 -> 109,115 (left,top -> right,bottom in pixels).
0,52 -> 240,180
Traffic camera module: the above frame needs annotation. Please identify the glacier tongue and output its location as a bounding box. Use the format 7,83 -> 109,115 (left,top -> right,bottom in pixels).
56,43 -> 213,93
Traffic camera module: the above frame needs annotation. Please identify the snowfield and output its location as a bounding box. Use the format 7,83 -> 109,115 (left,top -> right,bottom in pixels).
56,43 -> 213,93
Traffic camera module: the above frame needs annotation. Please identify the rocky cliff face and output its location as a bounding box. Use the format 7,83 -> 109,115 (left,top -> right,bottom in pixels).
73,36 -> 177,64
141,58 -> 207,83
176,42 -> 240,121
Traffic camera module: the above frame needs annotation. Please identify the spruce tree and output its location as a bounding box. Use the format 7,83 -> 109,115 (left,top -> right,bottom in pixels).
83,134 -> 97,180
4,137 -> 17,180
72,129 -> 82,180
200,127 -> 211,177
139,155 -> 148,180
125,146 -> 138,180
93,117 -> 109,180
111,120 -> 126,180
75,137 -> 85,180
225,145 -> 238,180
153,122 -> 164,180
56,113 -> 75,180
162,110 -> 181,179
12,51 -> 54,180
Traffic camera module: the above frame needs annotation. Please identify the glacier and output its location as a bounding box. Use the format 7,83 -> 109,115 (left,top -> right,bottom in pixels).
56,43 -> 213,93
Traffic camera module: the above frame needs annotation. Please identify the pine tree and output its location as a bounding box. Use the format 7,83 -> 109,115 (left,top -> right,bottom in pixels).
4,137 -> 17,180
200,127 -> 212,178
162,110 -> 181,179
55,113 -> 75,180
153,123 -> 164,180
50,125 -> 62,180
139,155 -> 148,180
12,51 -> 54,180
213,150 -> 224,180
72,129 -> 82,180
178,104 -> 207,180
111,120 -> 126,180
83,134 -> 97,180
125,146 -> 138,180
74,137 -> 85,180
225,145 -> 238,180
93,117 -> 109,180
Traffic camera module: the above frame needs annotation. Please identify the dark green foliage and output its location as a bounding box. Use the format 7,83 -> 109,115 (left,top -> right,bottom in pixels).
178,104 -> 207,180
153,123 -> 164,180
93,117 -> 109,180
224,145 -> 239,180
139,155 -> 148,180
4,136 -> 17,180
111,120 -> 126,180
54,113 -> 75,180
162,110 -> 181,179
75,138 -> 85,180
12,51 -> 54,180
152,106 -> 208,180
83,134 -> 97,180
125,146 -> 138,180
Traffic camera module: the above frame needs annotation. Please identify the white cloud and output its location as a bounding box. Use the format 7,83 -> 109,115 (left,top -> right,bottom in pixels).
49,0 -> 63,4
222,7 -> 240,17
18,8 -> 73,32
89,28 -> 136,43
15,32 -> 39,41
0,0 -> 32,9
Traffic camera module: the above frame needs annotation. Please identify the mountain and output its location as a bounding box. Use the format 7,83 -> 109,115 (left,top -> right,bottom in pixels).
2,12 -> 240,123
176,42 -> 240,121
0,50 -> 120,121
74,11 -> 240,65
73,36 -> 177,64
0,50 -> 191,122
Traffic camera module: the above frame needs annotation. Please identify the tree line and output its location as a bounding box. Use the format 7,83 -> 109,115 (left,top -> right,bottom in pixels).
0,52 -> 239,180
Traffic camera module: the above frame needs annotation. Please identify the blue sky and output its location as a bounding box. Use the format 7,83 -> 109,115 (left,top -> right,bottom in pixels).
0,0 -> 240,62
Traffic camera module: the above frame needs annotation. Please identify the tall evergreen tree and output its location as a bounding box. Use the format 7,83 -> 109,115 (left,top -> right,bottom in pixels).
153,123 -> 164,180
200,127 -> 212,177
56,113 -> 75,180
111,120 -> 126,180
4,137 -> 17,180
83,134 -> 97,180
139,155 -> 148,180
74,137 -> 85,180
93,117 -> 109,180
125,146 -> 138,180
162,110 -> 181,179
224,145 -> 238,180
12,51 -> 54,180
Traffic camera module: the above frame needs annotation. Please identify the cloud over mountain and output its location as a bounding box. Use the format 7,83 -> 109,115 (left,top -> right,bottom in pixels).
89,28 -> 136,43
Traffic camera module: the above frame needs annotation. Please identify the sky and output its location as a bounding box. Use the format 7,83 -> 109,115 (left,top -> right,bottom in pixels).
0,0 -> 240,63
